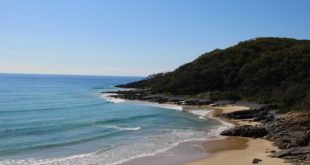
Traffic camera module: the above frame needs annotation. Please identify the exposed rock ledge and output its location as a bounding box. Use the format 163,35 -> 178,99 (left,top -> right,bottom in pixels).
220,125 -> 268,138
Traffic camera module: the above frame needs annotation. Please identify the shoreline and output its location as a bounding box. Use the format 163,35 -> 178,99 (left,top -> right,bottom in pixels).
121,104 -> 287,165
118,105 -> 236,165
184,105 -> 287,165
103,93 -> 288,165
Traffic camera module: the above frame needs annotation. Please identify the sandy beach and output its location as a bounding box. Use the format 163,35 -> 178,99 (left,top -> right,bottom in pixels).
185,137 -> 285,165
184,105 -> 287,165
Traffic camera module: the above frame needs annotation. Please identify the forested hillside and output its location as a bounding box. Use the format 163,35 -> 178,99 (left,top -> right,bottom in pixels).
118,38 -> 310,111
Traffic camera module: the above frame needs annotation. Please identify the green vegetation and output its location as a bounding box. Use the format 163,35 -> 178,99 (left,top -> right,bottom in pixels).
118,37 -> 310,111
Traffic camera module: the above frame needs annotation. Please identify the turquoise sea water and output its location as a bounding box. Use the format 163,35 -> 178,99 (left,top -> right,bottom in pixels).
0,74 -> 226,165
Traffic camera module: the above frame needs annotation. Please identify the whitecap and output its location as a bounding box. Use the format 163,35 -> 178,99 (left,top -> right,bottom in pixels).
118,127 -> 141,131
106,125 -> 142,131
96,125 -> 142,131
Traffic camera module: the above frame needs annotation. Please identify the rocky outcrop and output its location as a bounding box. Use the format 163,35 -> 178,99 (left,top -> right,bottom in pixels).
220,109 -> 310,165
103,90 -> 212,105
220,105 -> 277,122
220,125 -> 268,138
265,118 -> 310,149
271,147 -> 310,164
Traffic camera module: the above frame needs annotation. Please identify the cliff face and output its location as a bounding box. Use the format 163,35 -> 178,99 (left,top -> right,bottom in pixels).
118,37 -> 310,112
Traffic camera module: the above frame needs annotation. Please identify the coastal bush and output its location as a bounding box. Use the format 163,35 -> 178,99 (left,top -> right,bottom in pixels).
118,37 -> 310,112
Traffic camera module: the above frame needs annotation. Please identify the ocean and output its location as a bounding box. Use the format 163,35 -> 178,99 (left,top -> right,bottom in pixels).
0,74 -> 228,165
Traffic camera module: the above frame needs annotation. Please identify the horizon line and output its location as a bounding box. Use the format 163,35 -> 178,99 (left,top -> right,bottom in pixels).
0,72 -> 146,78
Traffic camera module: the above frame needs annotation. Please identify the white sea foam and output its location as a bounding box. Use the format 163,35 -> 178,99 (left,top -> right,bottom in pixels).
188,109 -> 211,119
136,101 -> 183,111
101,94 -> 126,103
105,125 -> 142,131
186,109 -> 234,139
205,112 -> 234,139
207,121 -> 234,139
0,129 -> 211,165
100,93 -> 183,111
119,127 -> 141,131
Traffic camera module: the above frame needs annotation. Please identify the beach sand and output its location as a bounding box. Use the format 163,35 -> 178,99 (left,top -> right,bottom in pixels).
184,105 -> 287,165
185,137 -> 286,165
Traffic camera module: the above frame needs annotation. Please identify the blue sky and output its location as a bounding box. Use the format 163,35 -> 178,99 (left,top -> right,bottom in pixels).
1,0 -> 310,76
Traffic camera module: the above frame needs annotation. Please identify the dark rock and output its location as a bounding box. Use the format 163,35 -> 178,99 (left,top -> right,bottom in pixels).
252,158 -> 262,164
271,146 -> 310,164
220,106 -> 276,122
270,150 -> 276,153
196,99 -> 212,105
293,131 -> 310,147
220,125 -> 268,138
103,89 -> 213,106
264,118 -> 310,149
213,100 -> 236,105
272,147 -> 310,158
182,99 -> 199,105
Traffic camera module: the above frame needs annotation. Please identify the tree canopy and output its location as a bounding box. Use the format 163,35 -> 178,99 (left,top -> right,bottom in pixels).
118,37 -> 310,111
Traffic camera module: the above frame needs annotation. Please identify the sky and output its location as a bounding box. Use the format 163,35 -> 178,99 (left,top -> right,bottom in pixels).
1,0 -> 310,76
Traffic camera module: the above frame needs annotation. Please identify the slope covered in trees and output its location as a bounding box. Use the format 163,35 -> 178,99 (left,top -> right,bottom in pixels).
118,38 -> 310,111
